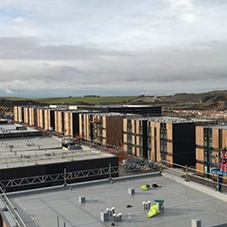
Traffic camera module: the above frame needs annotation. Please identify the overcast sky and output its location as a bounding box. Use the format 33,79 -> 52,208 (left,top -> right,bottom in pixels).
0,0 -> 227,97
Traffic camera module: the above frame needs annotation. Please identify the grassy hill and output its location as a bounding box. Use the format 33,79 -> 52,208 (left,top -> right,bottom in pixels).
1,96 -> 139,105
3,90 -> 227,110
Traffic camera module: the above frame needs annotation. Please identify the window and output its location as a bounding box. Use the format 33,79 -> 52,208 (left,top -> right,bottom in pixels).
148,126 -> 151,137
138,121 -> 142,134
128,144 -> 132,154
208,129 -> 212,147
139,125 -> 142,135
128,134 -> 132,144
204,149 -> 208,162
139,148 -> 143,157
127,119 -> 132,133
204,129 -> 208,147
219,129 -> 223,149
139,136 -> 142,146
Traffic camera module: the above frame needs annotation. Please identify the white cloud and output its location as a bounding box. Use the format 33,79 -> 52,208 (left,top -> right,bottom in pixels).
4,88 -> 14,94
13,17 -> 25,23
168,0 -> 193,10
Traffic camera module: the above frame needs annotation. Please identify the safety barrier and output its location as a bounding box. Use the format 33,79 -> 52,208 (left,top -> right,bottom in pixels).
161,160 -> 227,192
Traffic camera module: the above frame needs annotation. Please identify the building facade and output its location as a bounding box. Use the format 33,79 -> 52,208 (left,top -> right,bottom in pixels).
123,118 -> 148,158
13,106 -> 18,122
44,109 -> 55,131
23,107 -> 30,124
79,113 -> 124,146
64,111 -> 80,137
196,125 -> 227,177
123,117 -> 215,166
55,110 -> 65,134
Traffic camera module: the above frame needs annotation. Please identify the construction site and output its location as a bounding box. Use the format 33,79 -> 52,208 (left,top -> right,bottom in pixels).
0,105 -> 227,226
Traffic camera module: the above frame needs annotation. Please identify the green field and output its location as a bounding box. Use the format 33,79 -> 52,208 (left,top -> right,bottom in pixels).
39,96 -> 138,104
2,97 -> 28,101
2,96 -> 139,105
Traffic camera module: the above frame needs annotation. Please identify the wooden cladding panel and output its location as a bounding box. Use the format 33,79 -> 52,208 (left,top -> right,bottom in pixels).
196,148 -> 204,161
131,120 -> 135,133
106,116 -> 123,146
196,163 -> 204,176
196,126 -> 203,146
167,142 -> 173,155
212,128 -> 219,149
44,110 -> 50,130
123,134 -> 127,144
103,117 -> 106,129
123,119 -> 127,132
166,123 -> 173,140
14,106 -> 18,122
222,129 -> 227,148
24,108 -> 29,124
18,107 -> 23,122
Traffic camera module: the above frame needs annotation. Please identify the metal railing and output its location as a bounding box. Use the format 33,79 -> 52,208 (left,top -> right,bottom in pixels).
0,165 -> 119,190
0,149 -> 102,165
0,187 -> 27,227
161,160 -> 227,192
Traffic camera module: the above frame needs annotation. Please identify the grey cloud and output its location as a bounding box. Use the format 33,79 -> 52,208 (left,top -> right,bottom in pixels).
0,37 -> 136,60
1,40 -> 227,91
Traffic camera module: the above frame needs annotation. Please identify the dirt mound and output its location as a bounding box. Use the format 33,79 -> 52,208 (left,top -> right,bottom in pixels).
203,95 -> 227,105
168,90 -> 227,104
217,102 -> 227,111
167,93 -> 200,102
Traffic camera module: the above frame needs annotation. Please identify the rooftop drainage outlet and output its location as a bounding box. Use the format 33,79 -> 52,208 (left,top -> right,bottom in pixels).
126,205 -> 133,208
152,183 -> 161,188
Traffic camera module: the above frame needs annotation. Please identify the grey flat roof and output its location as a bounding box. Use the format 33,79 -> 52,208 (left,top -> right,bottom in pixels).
77,104 -> 160,108
197,124 -> 227,130
0,123 -> 38,134
125,116 -> 217,124
89,112 -> 125,117
0,136 -> 113,169
7,173 -> 227,227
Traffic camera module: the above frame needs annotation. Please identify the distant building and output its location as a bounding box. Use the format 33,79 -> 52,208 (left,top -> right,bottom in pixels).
76,104 -> 162,116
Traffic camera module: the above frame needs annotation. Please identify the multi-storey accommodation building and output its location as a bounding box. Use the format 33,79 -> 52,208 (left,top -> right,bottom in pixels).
123,117 -> 216,166
76,104 -> 162,116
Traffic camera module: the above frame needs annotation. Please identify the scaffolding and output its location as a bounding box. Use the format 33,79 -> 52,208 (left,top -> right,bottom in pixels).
210,151 -> 227,175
